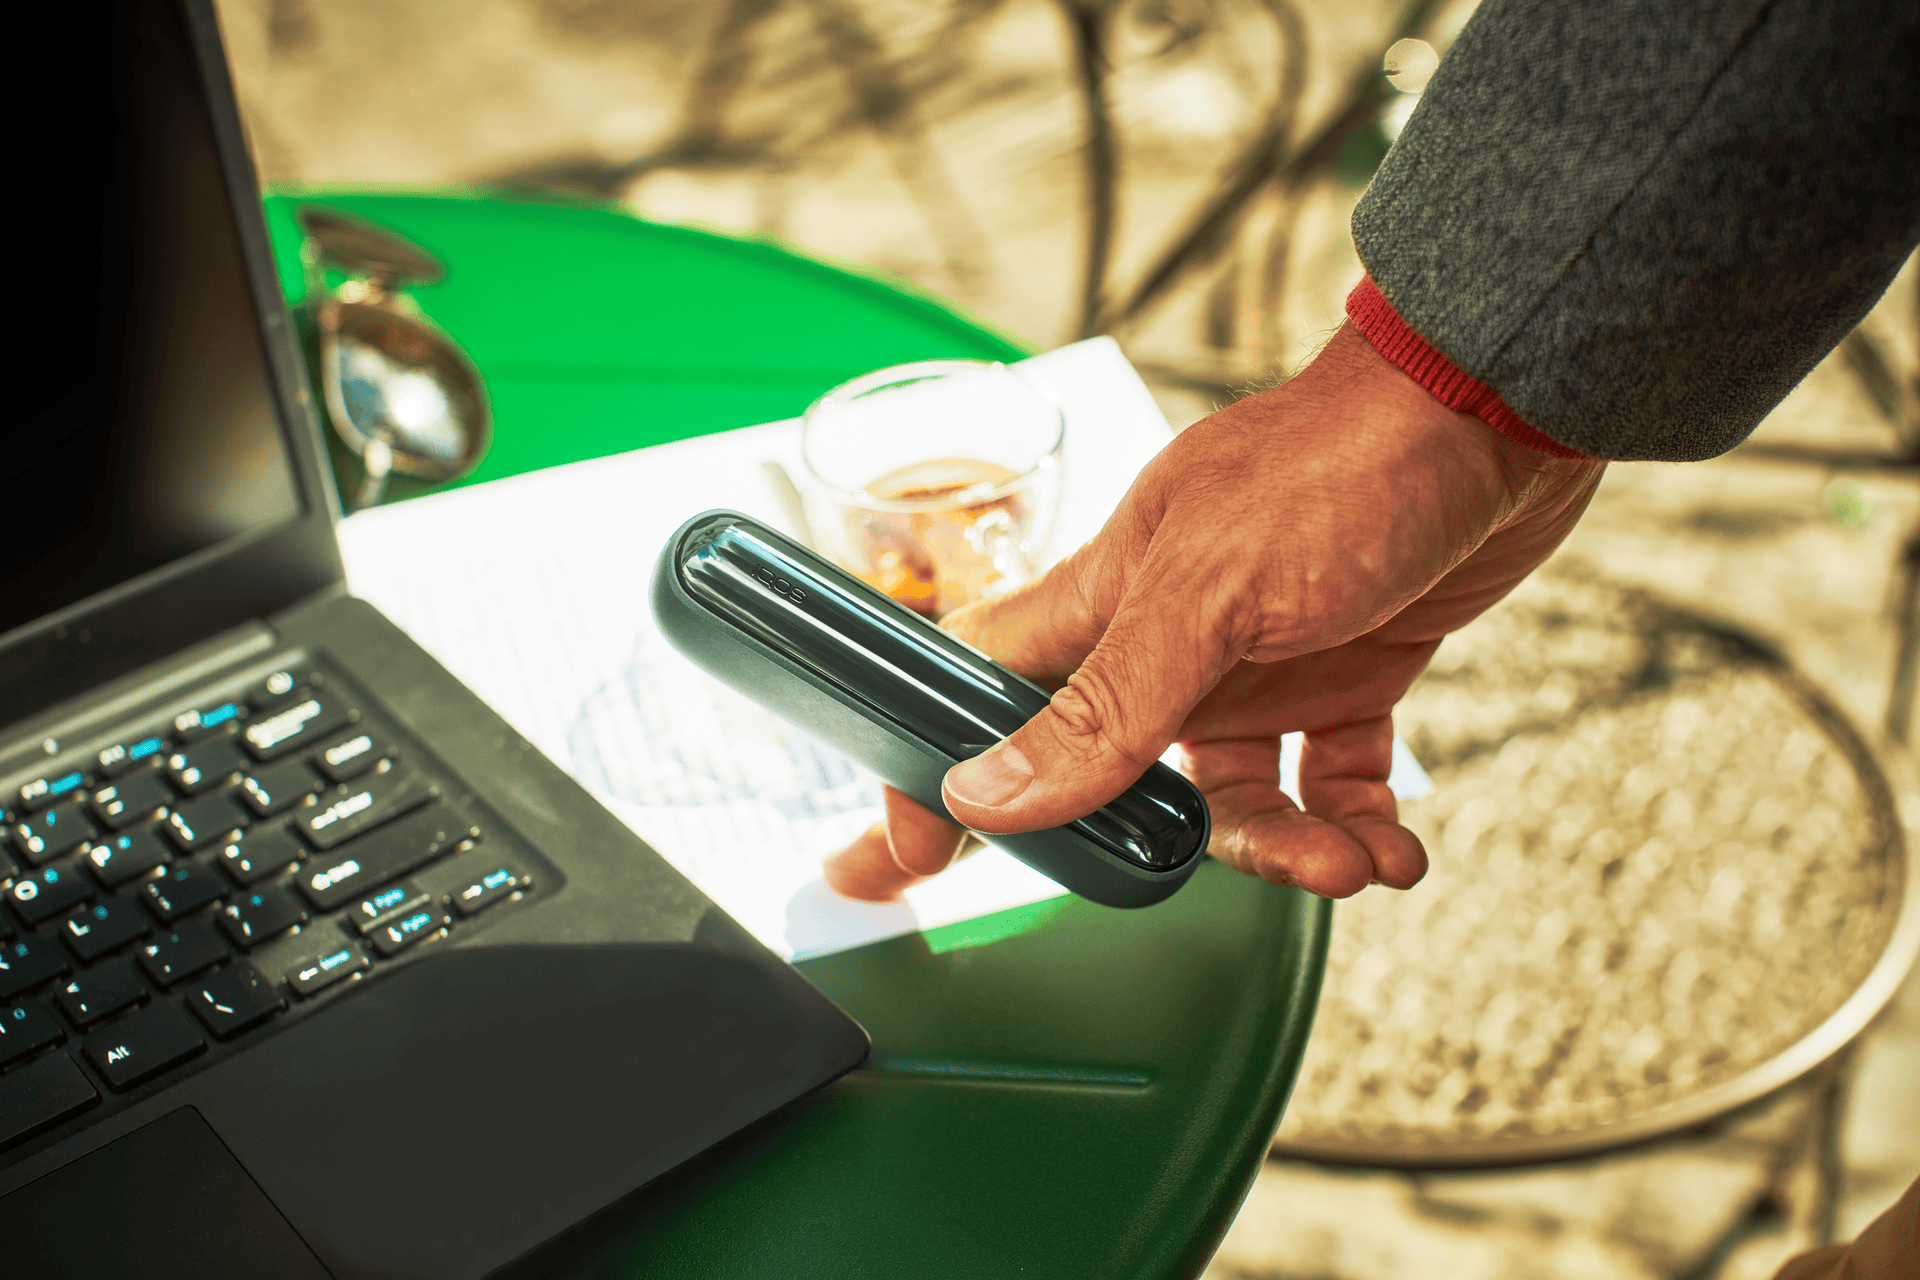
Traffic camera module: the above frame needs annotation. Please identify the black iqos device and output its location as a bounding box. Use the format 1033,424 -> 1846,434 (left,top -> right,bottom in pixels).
650,510 -> 1208,908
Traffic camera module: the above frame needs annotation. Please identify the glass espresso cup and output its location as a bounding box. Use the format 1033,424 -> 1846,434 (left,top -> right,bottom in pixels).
801,361 -> 1065,619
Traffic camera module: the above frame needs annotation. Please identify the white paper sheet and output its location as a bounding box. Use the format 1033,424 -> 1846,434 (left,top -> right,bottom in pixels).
334,338 -> 1428,960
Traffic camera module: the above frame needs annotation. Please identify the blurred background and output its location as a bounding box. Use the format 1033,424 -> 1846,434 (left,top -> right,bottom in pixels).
212,0 -> 1920,1275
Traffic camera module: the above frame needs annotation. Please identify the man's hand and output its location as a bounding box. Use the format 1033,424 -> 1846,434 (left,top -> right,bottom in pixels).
823,323 -> 1605,902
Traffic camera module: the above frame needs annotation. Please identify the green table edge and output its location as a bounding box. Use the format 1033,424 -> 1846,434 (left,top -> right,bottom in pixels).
262,184 -> 1030,354
262,185 -> 1032,503
262,188 -> 1331,1278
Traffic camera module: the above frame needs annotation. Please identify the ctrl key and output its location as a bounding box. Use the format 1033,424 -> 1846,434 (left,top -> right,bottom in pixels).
84,1002 -> 205,1090
0,1053 -> 99,1150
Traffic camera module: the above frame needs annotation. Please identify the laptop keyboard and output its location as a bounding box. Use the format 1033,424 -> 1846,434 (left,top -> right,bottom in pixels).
0,654 -> 546,1157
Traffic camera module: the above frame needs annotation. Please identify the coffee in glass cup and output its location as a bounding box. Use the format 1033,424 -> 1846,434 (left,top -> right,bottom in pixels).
801,361 -> 1064,619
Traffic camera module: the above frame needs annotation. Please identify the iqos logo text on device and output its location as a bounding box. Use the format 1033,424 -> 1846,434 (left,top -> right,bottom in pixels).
754,566 -> 807,604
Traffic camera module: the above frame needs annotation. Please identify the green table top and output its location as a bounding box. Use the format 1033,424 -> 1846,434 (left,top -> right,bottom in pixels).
263,188 -> 1030,489
263,189 -> 1330,1279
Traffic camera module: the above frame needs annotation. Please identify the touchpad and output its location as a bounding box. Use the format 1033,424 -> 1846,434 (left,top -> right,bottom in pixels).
0,1105 -> 333,1280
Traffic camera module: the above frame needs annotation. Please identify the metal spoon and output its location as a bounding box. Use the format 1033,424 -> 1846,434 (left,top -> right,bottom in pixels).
298,207 -> 490,509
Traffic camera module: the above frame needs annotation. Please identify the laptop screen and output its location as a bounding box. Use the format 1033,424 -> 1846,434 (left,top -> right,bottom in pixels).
0,5 -> 303,647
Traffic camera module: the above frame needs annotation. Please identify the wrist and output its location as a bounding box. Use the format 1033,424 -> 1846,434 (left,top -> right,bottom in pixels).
1318,294 -> 1604,516
1343,276 -> 1595,462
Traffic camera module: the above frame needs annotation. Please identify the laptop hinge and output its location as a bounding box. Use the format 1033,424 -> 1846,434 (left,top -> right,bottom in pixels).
0,620 -> 280,780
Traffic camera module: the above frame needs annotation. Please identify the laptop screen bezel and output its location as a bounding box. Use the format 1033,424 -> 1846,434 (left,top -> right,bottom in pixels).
0,0 -> 349,734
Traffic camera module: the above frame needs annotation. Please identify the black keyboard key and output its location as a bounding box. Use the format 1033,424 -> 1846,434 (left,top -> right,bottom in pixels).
54,960 -> 147,1027
358,891 -> 438,939
216,827 -> 303,886
9,864 -> 92,927
286,942 -> 369,998
58,897 -> 151,964
174,699 -> 247,742
453,866 -> 529,918
299,807 -> 479,912
0,936 -> 70,999
138,921 -> 228,988
166,737 -> 250,796
0,845 -> 18,884
0,999 -> 65,1066
88,770 -> 172,830
348,881 -> 426,934
242,691 -> 351,761
163,793 -> 249,852
184,963 -> 284,1039
248,667 -> 304,711
11,800 -> 99,864
97,733 -> 169,778
16,769 -> 88,813
140,863 -> 227,922
291,767 -> 433,852
86,1002 -> 205,1089
368,904 -> 450,957
238,758 -> 319,818
0,1052 -> 98,1149
85,828 -> 173,888
314,730 -> 389,782
220,887 -> 308,951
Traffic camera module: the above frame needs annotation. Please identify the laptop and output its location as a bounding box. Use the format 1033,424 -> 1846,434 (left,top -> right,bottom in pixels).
0,4 -> 870,1277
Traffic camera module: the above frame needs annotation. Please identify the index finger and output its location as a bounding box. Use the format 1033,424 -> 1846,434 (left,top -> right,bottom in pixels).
822,784 -> 974,902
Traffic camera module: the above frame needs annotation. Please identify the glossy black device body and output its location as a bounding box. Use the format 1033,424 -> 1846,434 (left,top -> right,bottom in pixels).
651,511 -> 1209,908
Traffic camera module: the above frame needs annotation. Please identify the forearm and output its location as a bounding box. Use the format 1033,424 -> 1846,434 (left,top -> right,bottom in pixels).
1354,0 -> 1920,461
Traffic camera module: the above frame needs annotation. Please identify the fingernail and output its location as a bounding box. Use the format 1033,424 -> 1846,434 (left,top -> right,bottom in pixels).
945,742 -> 1034,808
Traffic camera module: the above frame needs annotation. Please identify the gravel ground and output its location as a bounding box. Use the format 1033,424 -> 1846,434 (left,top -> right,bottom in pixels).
1277,574 -> 1903,1158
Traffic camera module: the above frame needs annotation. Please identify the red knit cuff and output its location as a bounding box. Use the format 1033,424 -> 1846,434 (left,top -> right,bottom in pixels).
1344,276 -> 1592,461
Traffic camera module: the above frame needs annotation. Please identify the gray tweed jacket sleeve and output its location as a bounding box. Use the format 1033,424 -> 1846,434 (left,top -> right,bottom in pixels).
1351,0 -> 1920,461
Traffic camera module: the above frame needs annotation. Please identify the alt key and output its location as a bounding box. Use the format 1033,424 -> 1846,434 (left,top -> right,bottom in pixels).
85,1002 -> 205,1090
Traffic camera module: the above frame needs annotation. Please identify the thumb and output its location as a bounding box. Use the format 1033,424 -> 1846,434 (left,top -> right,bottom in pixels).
941,552 -> 1240,834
